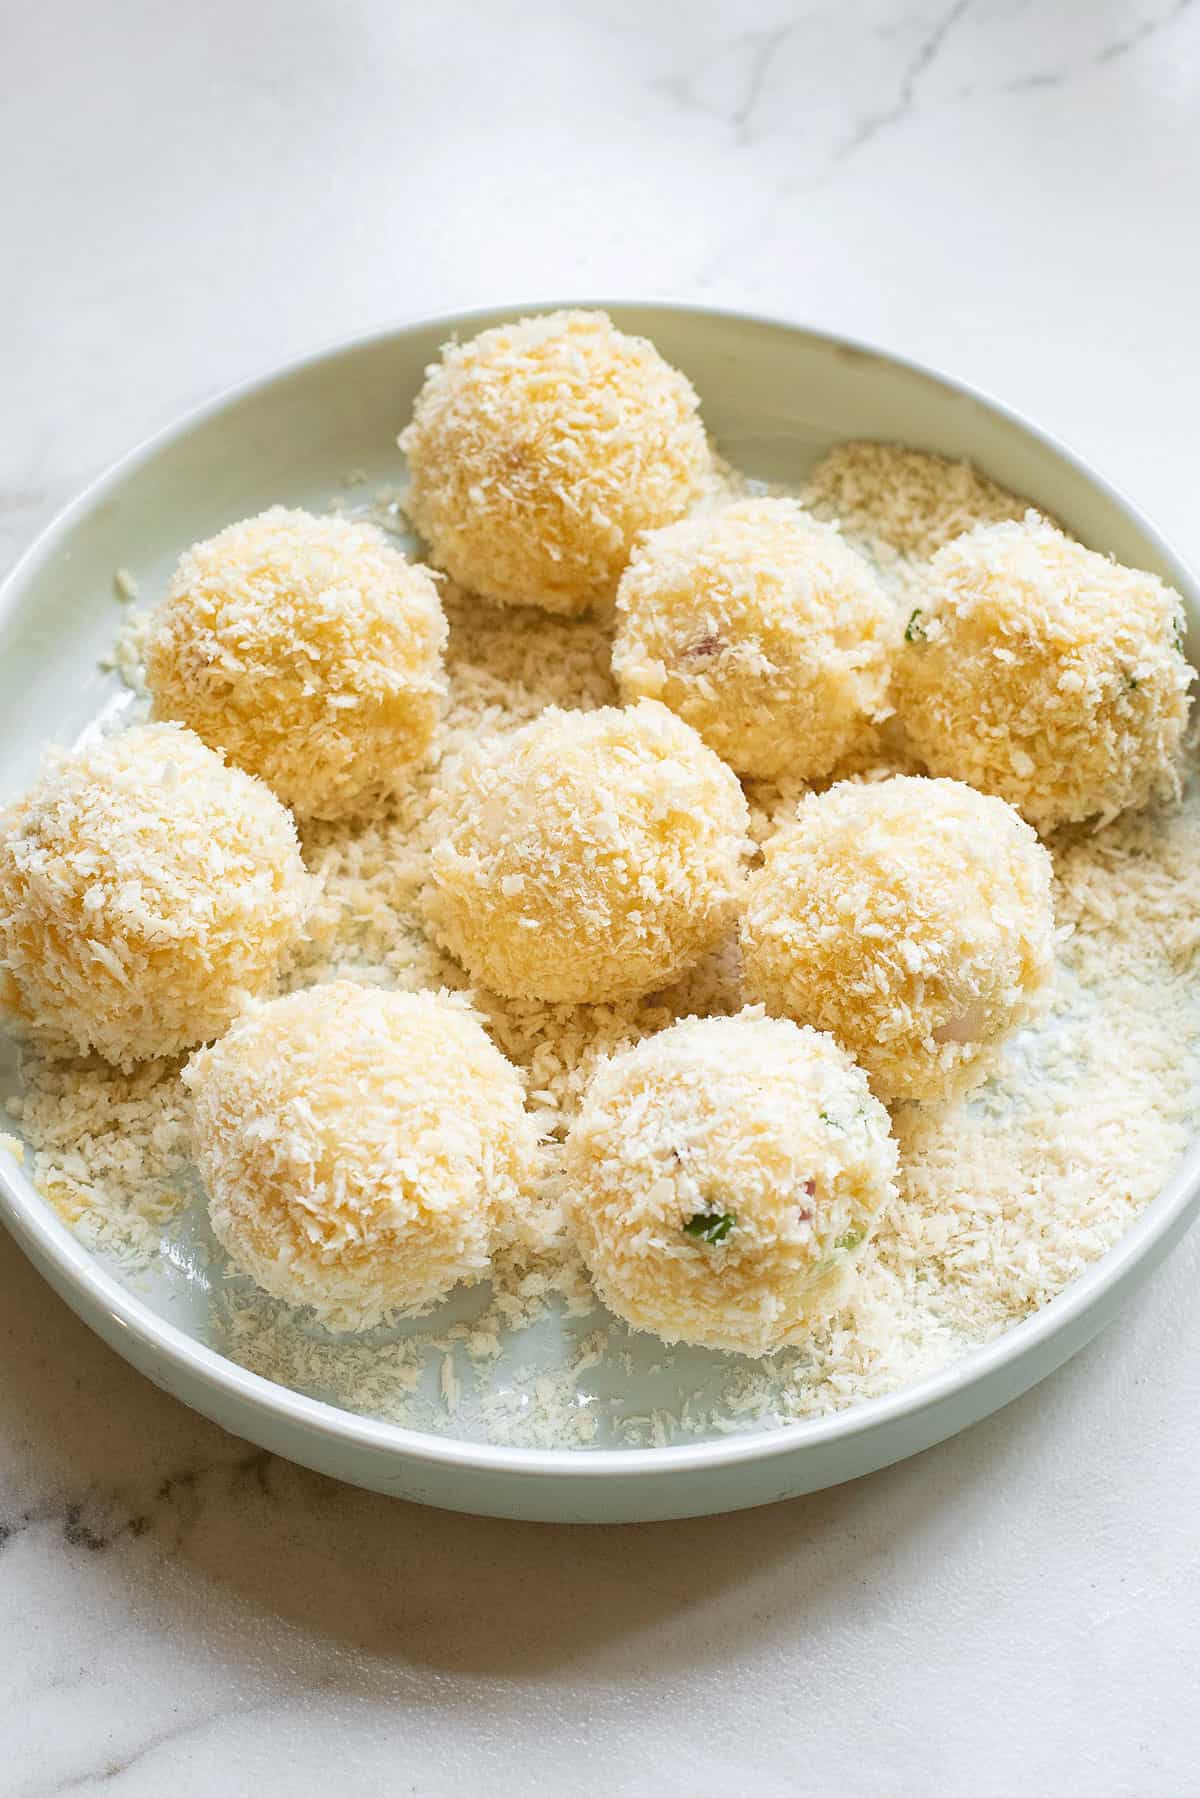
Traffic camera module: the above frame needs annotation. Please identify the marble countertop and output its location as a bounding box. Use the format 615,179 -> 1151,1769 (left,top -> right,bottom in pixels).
4,2 -> 1200,1791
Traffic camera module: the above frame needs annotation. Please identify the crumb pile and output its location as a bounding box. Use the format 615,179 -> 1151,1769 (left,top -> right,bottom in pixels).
565,1010 -> 898,1356
400,309 -> 712,615
893,514 -> 1193,831
3,432 -> 1198,1451
612,496 -> 895,780
0,723 -> 313,1070
184,981 -> 542,1330
799,440 -> 1037,578
146,507 -> 448,821
742,776 -> 1056,1102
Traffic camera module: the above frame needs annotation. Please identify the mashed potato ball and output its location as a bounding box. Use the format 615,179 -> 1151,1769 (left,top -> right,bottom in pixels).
742,776 -> 1054,1103
399,310 -> 712,616
565,1011 -> 898,1356
893,514 -> 1193,831
613,497 -> 895,779
184,981 -> 541,1330
0,723 -> 313,1069
426,700 -> 750,1004
146,507 -> 447,821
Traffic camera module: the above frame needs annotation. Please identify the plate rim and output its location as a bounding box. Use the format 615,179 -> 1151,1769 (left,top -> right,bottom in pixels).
3,296 -> 1199,1485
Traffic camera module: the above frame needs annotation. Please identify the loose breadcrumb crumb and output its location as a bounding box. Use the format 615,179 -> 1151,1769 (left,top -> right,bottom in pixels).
6,1053 -> 190,1264
800,439 -> 1038,586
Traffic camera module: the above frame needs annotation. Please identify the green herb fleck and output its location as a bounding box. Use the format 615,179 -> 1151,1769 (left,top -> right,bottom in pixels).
1173,619 -> 1186,656
1124,671 -> 1140,691
905,608 -> 927,643
822,1107 -> 873,1130
835,1227 -> 864,1253
684,1211 -> 735,1244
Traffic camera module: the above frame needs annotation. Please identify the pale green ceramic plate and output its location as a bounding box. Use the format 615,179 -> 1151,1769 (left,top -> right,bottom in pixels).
1,303 -> 1198,1521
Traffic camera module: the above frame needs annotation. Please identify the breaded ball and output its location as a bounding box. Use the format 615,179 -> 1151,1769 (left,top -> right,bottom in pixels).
565,1011 -> 898,1356
893,515 -> 1193,831
399,310 -> 712,616
184,981 -> 541,1330
146,507 -> 447,820
426,700 -> 750,1004
613,497 -> 895,779
742,776 -> 1055,1103
0,724 -> 314,1069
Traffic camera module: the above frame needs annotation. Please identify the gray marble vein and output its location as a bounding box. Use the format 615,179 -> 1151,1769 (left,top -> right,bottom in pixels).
655,23 -> 796,147
835,0 -> 976,164
955,0 -> 1198,98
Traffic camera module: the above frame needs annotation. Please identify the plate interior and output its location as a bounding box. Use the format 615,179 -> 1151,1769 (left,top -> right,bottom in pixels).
2,305 -> 1198,1455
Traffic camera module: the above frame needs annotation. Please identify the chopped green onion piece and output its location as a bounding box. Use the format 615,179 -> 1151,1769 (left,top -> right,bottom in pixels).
819,1111 -> 844,1130
683,1211 -> 735,1244
835,1227 -> 864,1252
1174,620 -> 1186,656
905,608 -> 926,643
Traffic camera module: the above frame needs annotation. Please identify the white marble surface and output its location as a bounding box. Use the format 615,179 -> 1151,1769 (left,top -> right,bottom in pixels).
3,1 -> 1200,1791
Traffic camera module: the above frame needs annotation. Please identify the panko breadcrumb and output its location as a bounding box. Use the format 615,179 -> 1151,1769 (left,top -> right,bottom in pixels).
399,310 -> 712,616
742,776 -> 1055,1102
0,723 -> 313,1070
184,980 -> 542,1330
613,496 -> 895,779
425,699 -> 750,1003
801,440 -> 1036,564
565,1011 -> 898,1356
146,507 -> 448,820
893,515 -> 1193,831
